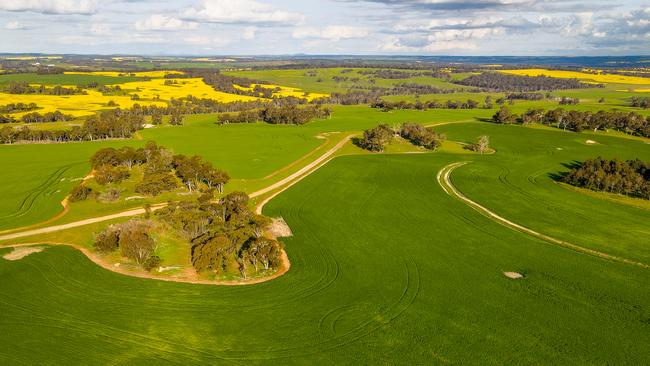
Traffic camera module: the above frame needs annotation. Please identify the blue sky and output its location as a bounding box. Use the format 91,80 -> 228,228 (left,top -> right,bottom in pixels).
0,0 -> 648,55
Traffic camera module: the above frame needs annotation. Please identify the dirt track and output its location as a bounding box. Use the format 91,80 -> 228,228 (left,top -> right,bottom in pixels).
437,161 -> 649,269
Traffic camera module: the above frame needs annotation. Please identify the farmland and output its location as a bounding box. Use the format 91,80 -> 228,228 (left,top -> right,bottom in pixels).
0,56 -> 649,364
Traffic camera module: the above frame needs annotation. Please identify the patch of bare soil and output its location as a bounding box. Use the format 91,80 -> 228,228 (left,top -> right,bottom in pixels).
3,246 -> 44,261
503,271 -> 524,279
268,217 -> 293,238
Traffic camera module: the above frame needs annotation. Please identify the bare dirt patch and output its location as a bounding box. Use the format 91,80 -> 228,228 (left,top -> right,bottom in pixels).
503,271 -> 524,279
268,217 -> 293,238
3,246 -> 44,261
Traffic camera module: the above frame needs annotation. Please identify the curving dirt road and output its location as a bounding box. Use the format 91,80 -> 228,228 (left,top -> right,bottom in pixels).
437,161 -> 649,269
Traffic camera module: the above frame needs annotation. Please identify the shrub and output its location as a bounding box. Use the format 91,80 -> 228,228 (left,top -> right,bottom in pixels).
69,185 -> 92,202
143,255 -> 163,272
93,227 -> 120,252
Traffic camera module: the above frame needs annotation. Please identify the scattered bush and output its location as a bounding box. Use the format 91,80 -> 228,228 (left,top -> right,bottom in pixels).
68,185 -> 92,202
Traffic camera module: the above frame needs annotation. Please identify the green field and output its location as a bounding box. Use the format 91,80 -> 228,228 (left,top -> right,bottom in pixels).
1,64 -> 650,364
1,141 -> 649,363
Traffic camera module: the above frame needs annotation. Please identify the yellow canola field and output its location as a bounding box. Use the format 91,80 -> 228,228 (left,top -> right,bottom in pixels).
0,90 -> 166,118
234,83 -> 328,101
114,78 -> 260,102
499,69 -> 650,85
65,70 -> 184,78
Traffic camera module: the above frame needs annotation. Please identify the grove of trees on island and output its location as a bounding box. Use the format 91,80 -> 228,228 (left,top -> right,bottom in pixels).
70,141 -> 229,203
356,123 -> 447,152
561,157 -> 650,199
85,142 -> 283,278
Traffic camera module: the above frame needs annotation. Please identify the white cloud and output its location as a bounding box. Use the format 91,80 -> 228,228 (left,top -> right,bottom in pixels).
293,26 -> 369,41
135,15 -> 198,31
183,36 -> 231,47
5,21 -> 24,29
0,0 -> 98,15
90,22 -> 111,35
243,26 -> 257,40
182,0 -> 304,25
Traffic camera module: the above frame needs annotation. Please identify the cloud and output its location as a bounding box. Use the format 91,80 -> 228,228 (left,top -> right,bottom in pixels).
183,36 -> 232,48
135,14 -> 198,31
5,20 -> 24,29
0,0 -> 98,15
182,0 -> 304,25
380,26 -> 503,53
293,26 -> 369,41
243,26 -> 257,40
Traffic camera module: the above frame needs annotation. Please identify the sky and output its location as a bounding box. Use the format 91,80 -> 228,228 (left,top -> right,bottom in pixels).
0,0 -> 649,56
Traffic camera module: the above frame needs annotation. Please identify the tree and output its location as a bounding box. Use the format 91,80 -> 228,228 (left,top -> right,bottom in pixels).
477,136 -> 490,154
93,227 -> 120,252
143,256 -> 163,272
357,124 -> 394,152
169,112 -> 184,125
119,221 -> 156,265
492,106 -> 516,124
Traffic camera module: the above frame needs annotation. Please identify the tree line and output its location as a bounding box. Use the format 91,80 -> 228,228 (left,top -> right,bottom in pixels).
0,102 -> 39,114
2,81 -> 86,95
455,72 -> 600,92
561,157 -> 650,199
0,108 -> 145,144
217,105 -> 331,125
371,99 -> 482,111
492,106 -> 650,137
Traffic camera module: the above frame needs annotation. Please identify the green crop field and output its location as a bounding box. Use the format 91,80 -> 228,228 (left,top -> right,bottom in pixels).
1,59 -> 650,365
1,141 -> 649,364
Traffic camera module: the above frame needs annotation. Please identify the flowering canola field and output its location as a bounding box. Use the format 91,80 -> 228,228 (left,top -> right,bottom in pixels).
115,78 -> 260,102
0,90 -> 166,118
234,83 -> 328,101
499,69 -> 650,85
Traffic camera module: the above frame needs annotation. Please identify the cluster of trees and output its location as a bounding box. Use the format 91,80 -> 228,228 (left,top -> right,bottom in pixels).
0,108 -> 145,144
2,81 -> 86,95
631,97 -> 649,109
559,97 -> 580,105
455,72 -> 599,92
400,123 -> 446,150
492,106 -> 650,137
20,110 -> 75,123
506,92 -> 545,101
562,157 -> 650,199
94,219 -> 162,271
0,102 -> 39,114
356,124 -> 395,152
371,99 -> 481,111
83,141 -> 230,197
155,192 -> 283,277
218,105 -> 331,125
